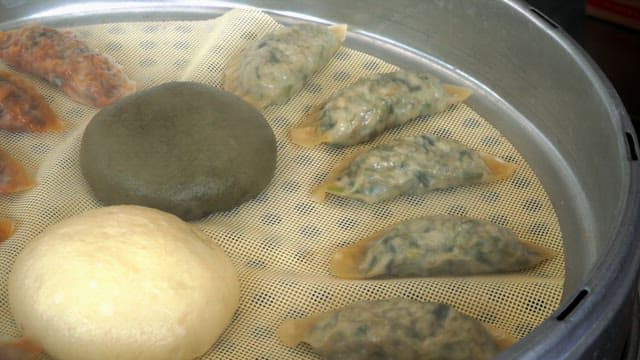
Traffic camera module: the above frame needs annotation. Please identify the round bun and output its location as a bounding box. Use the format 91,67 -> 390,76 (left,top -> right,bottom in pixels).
8,205 -> 240,360
80,81 -> 277,220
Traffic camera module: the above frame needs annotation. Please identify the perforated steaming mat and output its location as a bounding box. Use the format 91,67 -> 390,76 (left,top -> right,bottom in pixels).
0,8 -> 565,359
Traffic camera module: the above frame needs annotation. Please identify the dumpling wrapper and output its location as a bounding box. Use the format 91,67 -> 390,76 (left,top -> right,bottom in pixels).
224,23 -> 347,110
290,70 -> 472,147
0,71 -> 64,132
313,134 -> 515,203
331,215 -> 556,279
0,149 -> 35,193
278,298 -> 516,360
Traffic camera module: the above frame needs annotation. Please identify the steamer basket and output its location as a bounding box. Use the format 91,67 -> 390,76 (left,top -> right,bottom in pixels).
1,1 -> 638,359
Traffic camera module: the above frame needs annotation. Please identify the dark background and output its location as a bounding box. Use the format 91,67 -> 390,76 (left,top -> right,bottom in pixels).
528,0 -> 639,129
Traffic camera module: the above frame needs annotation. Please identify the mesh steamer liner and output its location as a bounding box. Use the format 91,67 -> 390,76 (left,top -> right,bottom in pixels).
0,8 -> 565,359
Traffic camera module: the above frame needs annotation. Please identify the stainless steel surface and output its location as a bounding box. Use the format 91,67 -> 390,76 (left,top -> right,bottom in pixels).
1,1 -> 638,359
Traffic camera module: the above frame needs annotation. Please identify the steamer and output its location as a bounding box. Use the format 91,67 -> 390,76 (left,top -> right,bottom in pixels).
1,1 -> 638,359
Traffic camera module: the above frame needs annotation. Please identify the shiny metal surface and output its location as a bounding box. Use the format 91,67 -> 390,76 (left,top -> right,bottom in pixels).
1,1 -> 638,359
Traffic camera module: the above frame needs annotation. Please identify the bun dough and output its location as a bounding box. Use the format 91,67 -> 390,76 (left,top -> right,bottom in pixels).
80,81 -> 277,221
8,205 -> 240,360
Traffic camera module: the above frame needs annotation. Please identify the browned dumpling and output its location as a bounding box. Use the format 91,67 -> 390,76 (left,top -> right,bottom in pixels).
0,25 -> 135,108
0,71 -> 63,133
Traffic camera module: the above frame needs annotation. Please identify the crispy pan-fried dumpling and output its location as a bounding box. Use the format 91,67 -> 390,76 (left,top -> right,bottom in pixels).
0,25 -> 135,107
278,298 -> 515,360
0,149 -> 34,193
313,134 -> 515,203
291,70 -> 471,147
0,218 -> 15,242
331,215 -> 556,279
224,23 -> 346,109
0,70 -> 63,132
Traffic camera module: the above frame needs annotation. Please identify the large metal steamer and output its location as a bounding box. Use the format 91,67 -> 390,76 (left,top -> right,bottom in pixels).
1,1 -> 638,359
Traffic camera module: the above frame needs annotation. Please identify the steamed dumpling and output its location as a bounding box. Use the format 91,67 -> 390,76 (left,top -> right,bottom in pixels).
224,23 -> 346,109
313,134 -> 515,203
331,215 -> 555,279
279,298 -> 515,360
291,70 -> 471,147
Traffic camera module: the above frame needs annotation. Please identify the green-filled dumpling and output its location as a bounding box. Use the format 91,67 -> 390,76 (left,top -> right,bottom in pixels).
313,134 -> 515,204
331,215 -> 555,279
279,298 -> 516,360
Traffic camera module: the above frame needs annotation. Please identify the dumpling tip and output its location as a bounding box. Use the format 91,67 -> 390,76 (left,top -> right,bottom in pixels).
47,118 -> 65,132
312,149 -> 366,202
331,231 -> 386,278
290,126 -> 324,147
310,185 -> 329,203
330,246 -> 366,279
329,24 -> 348,42
479,152 -> 516,181
522,241 -> 558,262
444,84 -> 473,103
278,319 -> 310,347
483,324 -> 518,350
0,150 -> 36,193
